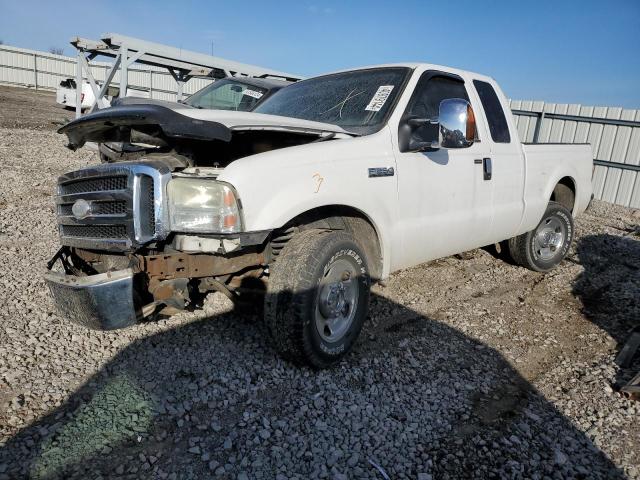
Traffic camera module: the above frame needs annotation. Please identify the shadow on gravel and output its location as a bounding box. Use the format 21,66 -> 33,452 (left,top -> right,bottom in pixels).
0,290 -> 626,479
573,233 -> 640,388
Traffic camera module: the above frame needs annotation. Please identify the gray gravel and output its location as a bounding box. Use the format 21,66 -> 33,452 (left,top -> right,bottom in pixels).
0,86 -> 639,479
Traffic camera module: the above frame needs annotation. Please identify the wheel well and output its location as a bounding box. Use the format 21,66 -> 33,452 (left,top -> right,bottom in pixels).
550,177 -> 576,212
273,205 -> 383,280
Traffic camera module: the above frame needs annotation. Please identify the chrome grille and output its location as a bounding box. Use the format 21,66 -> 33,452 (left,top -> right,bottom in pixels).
60,225 -> 128,239
59,176 -> 128,195
54,162 -> 171,251
58,200 -> 127,216
139,175 -> 156,237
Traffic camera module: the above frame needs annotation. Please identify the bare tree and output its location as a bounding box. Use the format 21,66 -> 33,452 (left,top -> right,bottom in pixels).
49,46 -> 64,55
0,40 -> 4,45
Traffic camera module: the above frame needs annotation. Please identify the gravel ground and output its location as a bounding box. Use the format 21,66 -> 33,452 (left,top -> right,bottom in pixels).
0,85 -> 639,479
0,86 -> 73,131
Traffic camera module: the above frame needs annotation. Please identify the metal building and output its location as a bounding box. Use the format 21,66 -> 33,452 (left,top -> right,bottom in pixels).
511,100 -> 640,208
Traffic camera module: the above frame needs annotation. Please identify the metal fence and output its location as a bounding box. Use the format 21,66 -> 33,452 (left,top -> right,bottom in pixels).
510,100 -> 640,208
1,44 -> 639,208
0,44 -> 214,101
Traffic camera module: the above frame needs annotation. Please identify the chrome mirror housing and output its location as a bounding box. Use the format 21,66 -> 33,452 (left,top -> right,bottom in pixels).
438,98 -> 476,148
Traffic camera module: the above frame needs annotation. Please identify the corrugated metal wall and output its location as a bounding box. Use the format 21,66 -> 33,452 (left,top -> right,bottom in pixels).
510,100 -> 640,208
1,45 -> 639,208
0,44 -> 214,101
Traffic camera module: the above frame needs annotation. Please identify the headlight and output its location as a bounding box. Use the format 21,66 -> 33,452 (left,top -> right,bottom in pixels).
167,178 -> 242,233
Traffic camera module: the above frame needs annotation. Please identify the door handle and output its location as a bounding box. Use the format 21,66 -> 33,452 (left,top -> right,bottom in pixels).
483,157 -> 492,181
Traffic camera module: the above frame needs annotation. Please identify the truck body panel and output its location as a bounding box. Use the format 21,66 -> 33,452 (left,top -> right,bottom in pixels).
47,62 -> 594,335
519,143 -> 593,231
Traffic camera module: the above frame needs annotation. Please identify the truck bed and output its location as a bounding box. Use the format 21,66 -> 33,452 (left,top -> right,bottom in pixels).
518,143 -> 593,233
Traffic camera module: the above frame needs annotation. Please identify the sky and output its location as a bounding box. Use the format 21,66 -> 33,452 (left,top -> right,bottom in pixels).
1,0 -> 639,108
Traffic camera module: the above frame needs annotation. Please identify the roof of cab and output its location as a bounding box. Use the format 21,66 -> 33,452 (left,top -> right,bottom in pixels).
234,77 -> 293,89
304,62 -> 496,84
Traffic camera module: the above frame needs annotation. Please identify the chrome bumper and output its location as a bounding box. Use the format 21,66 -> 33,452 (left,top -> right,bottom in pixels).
44,260 -> 137,330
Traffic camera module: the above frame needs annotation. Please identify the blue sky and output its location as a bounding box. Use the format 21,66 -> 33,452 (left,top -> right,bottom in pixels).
1,0 -> 639,108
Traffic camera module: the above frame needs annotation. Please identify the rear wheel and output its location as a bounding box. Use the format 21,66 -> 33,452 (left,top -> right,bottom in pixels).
264,229 -> 370,368
508,201 -> 573,272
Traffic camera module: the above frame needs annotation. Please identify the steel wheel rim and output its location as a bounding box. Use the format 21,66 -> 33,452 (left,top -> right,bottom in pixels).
533,215 -> 566,261
315,258 -> 359,343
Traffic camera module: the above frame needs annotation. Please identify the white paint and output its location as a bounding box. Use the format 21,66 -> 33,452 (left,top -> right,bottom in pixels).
209,63 -> 593,278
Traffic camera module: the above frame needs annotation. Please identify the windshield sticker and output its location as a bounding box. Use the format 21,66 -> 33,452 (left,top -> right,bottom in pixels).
242,89 -> 264,99
365,85 -> 394,112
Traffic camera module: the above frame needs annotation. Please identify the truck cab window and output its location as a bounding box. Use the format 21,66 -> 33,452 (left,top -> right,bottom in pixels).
407,75 -> 470,142
473,80 -> 510,143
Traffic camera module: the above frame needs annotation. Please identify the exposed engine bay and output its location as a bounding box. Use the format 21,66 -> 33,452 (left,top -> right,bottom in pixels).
59,103 -> 342,166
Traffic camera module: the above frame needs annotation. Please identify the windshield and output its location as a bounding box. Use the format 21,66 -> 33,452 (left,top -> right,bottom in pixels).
184,79 -> 269,111
254,67 -> 410,134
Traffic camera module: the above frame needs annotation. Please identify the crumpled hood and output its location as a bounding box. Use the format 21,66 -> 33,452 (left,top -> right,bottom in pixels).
58,104 -> 350,150
174,108 -> 350,135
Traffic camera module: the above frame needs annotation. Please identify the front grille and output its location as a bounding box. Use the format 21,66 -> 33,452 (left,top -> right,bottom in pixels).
58,201 -> 127,216
59,176 -> 127,195
55,164 -> 168,251
60,225 -> 128,239
139,175 -> 155,236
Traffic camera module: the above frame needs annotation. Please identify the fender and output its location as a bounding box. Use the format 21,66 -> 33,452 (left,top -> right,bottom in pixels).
219,131 -> 399,277
520,164 -> 582,234
259,197 -> 392,278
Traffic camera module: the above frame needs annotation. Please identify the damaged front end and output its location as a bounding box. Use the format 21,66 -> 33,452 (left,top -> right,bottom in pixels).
44,157 -> 268,330
58,103 -> 233,151
47,105 -> 346,329
45,245 -> 266,330
45,249 -> 138,330
59,103 -> 345,165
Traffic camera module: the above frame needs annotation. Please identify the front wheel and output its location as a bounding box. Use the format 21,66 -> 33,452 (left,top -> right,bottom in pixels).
507,201 -> 574,272
264,229 -> 371,368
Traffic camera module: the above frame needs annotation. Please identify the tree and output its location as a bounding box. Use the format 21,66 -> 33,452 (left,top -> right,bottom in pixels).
49,46 -> 64,55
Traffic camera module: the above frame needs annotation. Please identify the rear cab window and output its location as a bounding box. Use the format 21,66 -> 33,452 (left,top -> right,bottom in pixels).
473,80 -> 511,143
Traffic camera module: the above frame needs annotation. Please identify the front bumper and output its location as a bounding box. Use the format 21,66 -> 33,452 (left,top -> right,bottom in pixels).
44,258 -> 137,330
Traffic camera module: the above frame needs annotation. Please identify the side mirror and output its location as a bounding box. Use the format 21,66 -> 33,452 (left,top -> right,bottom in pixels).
398,115 -> 438,153
398,99 -> 476,153
438,98 -> 476,149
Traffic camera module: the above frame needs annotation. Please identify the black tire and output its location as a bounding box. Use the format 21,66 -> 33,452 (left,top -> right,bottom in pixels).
508,201 -> 574,272
264,229 -> 371,368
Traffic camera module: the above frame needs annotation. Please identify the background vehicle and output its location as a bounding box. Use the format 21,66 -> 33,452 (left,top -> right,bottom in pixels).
46,63 -> 593,368
56,78 -> 95,110
56,78 -> 149,111
98,76 -> 291,162
183,76 -> 290,110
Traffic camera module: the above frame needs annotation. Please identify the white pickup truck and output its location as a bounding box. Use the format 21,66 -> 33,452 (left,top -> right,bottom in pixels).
46,63 -> 593,368
56,78 -> 149,111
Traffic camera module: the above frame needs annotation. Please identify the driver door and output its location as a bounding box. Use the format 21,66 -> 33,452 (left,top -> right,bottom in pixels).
394,72 -> 494,269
